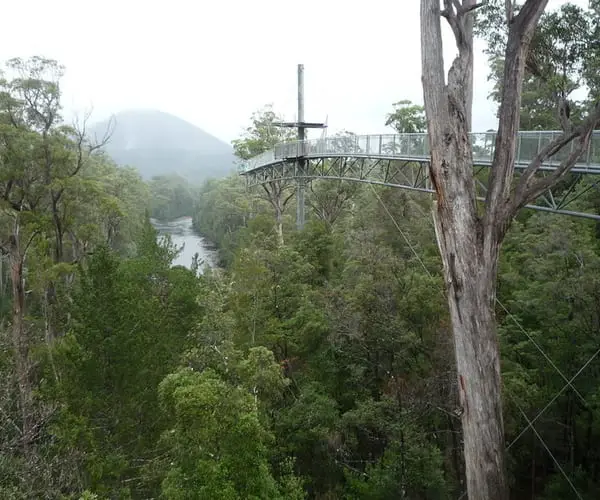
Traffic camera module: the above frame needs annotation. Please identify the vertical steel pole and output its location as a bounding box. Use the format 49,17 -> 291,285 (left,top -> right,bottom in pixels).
296,64 -> 306,230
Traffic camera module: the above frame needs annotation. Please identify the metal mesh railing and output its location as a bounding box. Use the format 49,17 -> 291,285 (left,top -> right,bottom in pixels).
240,130 -> 600,173
239,149 -> 276,172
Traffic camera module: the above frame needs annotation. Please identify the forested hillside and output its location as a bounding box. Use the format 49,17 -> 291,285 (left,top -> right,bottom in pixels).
147,173 -> 198,221
2,2 -> 600,499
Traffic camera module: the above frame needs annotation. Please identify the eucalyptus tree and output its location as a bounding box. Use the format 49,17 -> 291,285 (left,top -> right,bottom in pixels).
233,105 -> 297,245
420,1 -> 600,498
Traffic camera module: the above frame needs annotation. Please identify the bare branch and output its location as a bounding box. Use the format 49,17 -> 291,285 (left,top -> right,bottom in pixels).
93,113 -> 115,150
506,0 -> 514,24
442,1 -> 462,44
421,0 -> 449,140
261,183 -> 272,199
261,182 -> 280,211
483,0 -> 549,239
463,2 -> 483,14
511,132 -> 577,200
511,139 -> 590,214
283,190 -> 295,207
509,105 -> 600,214
557,97 -> 572,133
22,230 -> 40,257
69,110 -> 113,178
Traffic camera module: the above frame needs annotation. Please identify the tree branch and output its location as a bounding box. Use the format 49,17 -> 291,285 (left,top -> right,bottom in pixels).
441,0 -> 481,52
261,183 -> 272,199
262,182 -> 279,211
506,0 -> 515,24
421,0 -> 447,127
283,190 -> 295,208
464,1 -> 483,14
508,104 -> 600,215
70,110 -> 113,178
22,230 -> 40,256
557,96 -> 572,133
483,0 -> 549,240
442,1 -> 462,44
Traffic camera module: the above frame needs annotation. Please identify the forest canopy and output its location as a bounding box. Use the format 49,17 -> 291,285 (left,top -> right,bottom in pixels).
2,1 -> 600,496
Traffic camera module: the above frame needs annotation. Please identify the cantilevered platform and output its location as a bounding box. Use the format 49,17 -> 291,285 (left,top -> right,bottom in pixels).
239,131 -> 600,220
240,131 -> 600,175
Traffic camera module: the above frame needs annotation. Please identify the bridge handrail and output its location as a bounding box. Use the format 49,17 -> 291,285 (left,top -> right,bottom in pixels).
240,130 -> 600,173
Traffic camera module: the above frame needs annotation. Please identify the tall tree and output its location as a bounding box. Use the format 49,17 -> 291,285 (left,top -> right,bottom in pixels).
420,1 -> 600,499
385,100 -> 427,134
0,55 -> 145,468
307,132 -> 359,227
585,0 -> 600,102
233,105 -> 297,245
483,3 -> 593,129
0,66 -> 46,451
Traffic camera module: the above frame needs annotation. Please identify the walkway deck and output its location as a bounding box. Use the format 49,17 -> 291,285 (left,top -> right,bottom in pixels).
240,131 -> 600,175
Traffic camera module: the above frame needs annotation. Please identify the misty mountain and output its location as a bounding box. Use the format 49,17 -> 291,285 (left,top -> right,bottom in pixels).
89,109 -> 237,182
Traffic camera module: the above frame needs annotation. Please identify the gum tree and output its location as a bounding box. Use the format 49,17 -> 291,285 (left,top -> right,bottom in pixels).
233,105 -> 297,245
419,1 -> 600,498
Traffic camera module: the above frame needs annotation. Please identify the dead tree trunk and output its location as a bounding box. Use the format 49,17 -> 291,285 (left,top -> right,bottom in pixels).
420,0 -> 600,498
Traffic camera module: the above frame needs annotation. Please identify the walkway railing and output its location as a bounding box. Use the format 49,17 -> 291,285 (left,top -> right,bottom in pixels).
240,130 -> 600,173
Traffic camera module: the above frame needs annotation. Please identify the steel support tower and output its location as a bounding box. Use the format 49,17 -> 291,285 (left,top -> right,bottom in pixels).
272,64 -> 326,229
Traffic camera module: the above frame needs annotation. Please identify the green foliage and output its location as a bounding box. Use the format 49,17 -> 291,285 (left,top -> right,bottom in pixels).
345,429 -> 448,499
148,173 -> 197,221
0,55 -> 151,497
158,368 -> 280,499
231,104 -> 297,161
5,35 -> 600,500
41,231 -> 201,497
192,174 -> 261,265
158,344 -> 304,499
385,100 -> 426,134
478,2 -> 599,127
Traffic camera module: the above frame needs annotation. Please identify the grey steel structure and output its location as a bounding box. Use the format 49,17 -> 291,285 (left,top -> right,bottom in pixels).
268,64 -> 326,229
239,130 -> 600,221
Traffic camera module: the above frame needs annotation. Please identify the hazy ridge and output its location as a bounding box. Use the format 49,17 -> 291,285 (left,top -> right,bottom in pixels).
89,109 -> 237,182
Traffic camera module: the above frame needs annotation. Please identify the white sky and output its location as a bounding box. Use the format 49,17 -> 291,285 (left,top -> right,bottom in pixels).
0,0 -> 582,144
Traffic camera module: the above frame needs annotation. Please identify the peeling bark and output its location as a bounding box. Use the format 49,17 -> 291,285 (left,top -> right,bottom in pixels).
421,0 -> 600,498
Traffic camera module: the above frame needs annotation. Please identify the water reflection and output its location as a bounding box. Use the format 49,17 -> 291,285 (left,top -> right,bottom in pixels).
151,216 -> 218,272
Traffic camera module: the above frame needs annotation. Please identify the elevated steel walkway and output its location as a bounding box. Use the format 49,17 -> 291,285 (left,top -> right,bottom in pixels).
240,131 -> 600,174
239,131 -> 600,220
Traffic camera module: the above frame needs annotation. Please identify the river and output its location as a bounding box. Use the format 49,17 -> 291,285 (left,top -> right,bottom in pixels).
151,216 -> 219,272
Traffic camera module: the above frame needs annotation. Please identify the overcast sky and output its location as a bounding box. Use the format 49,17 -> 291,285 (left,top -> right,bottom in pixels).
0,0 -> 581,144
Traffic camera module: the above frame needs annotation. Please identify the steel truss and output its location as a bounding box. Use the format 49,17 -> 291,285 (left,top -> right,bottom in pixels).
242,157 -> 600,221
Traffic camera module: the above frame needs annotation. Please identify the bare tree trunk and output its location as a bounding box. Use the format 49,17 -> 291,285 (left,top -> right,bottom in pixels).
427,122 -> 508,497
274,204 -> 284,246
421,1 -> 508,497
7,233 -> 32,453
433,213 -> 507,498
421,0 -> 600,498
46,201 -> 60,339
262,181 -> 293,246
464,1 -> 474,132
51,194 -> 64,263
